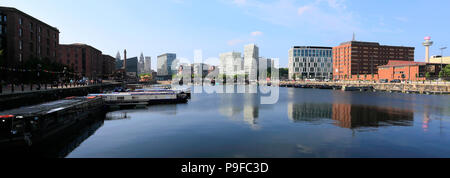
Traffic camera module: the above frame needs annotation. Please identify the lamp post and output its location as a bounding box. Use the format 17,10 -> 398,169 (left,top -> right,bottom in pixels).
440,47 -> 447,84
440,47 -> 447,72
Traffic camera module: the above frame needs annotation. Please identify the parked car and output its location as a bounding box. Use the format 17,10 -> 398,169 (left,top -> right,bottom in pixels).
390,79 -> 402,83
379,79 -> 389,83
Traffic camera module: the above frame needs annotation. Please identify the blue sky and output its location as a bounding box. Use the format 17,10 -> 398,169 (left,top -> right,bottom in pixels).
2,0 -> 450,68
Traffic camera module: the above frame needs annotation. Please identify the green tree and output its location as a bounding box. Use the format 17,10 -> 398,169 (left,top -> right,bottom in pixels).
425,72 -> 431,79
439,71 -> 445,78
444,65 -> 450,76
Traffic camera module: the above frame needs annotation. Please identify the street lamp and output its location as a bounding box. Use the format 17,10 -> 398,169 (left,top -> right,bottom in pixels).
440,47 -> 447,79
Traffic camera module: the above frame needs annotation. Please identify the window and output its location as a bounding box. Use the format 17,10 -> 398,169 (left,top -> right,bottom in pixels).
19,18 -> 22,25
30,42 -> 34,52
2,15 -> 5,22
29,23 -> 33,32
0,24 -> 2,35
19,40 -> 23,50
19,53 -> 22,62
19,28 -> 22,37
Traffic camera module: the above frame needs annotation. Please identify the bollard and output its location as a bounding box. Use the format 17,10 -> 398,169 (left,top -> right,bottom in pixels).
11,83 -> 14,93
21,84 -> 24,92
30,83 -> 33,91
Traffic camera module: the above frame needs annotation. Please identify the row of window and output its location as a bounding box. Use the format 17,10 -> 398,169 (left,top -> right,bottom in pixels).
293,62 -> 332,68
293,67 -> 332,73
18,17 -> 57,39
293,49 -> 332,57
18,40 -> 55,57
294,57 -> 332,63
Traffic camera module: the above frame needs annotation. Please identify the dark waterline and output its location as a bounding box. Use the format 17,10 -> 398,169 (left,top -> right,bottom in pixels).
4,86 -> 450,158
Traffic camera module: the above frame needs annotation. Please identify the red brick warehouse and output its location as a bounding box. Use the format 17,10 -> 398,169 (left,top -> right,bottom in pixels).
333,41 -> 415,81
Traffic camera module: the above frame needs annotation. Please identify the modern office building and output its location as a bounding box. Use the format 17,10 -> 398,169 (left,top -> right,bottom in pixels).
157,53 -> 177,79
144,56 -> 151,74
333,41 -> 415,81
0,6 -> 60,66
219,52 -> 243,76
244,44 -> 259,81
288,46 -> 333,80
125,57 -> 138,74
59,43 -> 103,79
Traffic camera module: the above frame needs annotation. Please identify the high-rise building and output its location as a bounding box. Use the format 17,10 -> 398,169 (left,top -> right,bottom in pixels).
0,7 -> 60,66
138,52 -> 145,75
244,44 -> 259,81
125,56 -> 138,75
259,57 -> 274,79
157,53 -> 177,79
219,52 -> 242,76
144,56 -> 151,74
59,43 -> 103,79
333,41 -> 414,80
115,51 -> 122,70
288,46 -> 333,80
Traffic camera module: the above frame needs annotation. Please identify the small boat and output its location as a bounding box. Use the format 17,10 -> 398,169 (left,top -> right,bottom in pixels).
89,89 -> 190,108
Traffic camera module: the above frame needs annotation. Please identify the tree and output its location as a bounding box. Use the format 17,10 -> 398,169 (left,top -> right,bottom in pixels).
425,72 -> 431,79
444,65 -> 450,76
439,71 -> 445,79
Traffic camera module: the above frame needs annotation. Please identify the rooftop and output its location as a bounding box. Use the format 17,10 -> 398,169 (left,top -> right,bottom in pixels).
0,6 -> 60,32
378,60 -> 426,68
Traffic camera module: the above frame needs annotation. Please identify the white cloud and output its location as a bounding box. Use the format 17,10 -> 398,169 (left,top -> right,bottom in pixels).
250,31 -> 263,36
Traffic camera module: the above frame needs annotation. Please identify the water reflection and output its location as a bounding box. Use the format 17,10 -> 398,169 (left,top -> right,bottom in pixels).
0,119 -> 104,158
288,103 -> 414,129
218,85 -> 261,129
332,104 -> 414,129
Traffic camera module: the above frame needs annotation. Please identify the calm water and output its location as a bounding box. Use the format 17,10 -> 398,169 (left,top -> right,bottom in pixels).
60,86 -> 450,158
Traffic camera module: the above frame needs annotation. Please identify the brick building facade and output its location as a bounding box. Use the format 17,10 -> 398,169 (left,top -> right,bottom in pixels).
378,60 -> 446,81
58,44 -> 103,79
333,41 -> 415,81
102,54 -> 115,78
0,7 -> 59,66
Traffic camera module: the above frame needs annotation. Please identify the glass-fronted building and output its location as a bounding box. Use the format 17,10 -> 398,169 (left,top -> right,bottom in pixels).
288,46 -> 333,80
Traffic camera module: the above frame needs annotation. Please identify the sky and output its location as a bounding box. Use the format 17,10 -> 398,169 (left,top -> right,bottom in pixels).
2,0 -> 450,69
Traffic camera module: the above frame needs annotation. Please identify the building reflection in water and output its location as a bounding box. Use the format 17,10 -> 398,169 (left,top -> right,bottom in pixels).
106,112 -> 131,121
219,85 -> 261,129
288,103 -> 414,129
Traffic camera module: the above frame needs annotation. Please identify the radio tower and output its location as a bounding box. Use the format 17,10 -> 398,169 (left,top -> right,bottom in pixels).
423,36 -> 433,63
